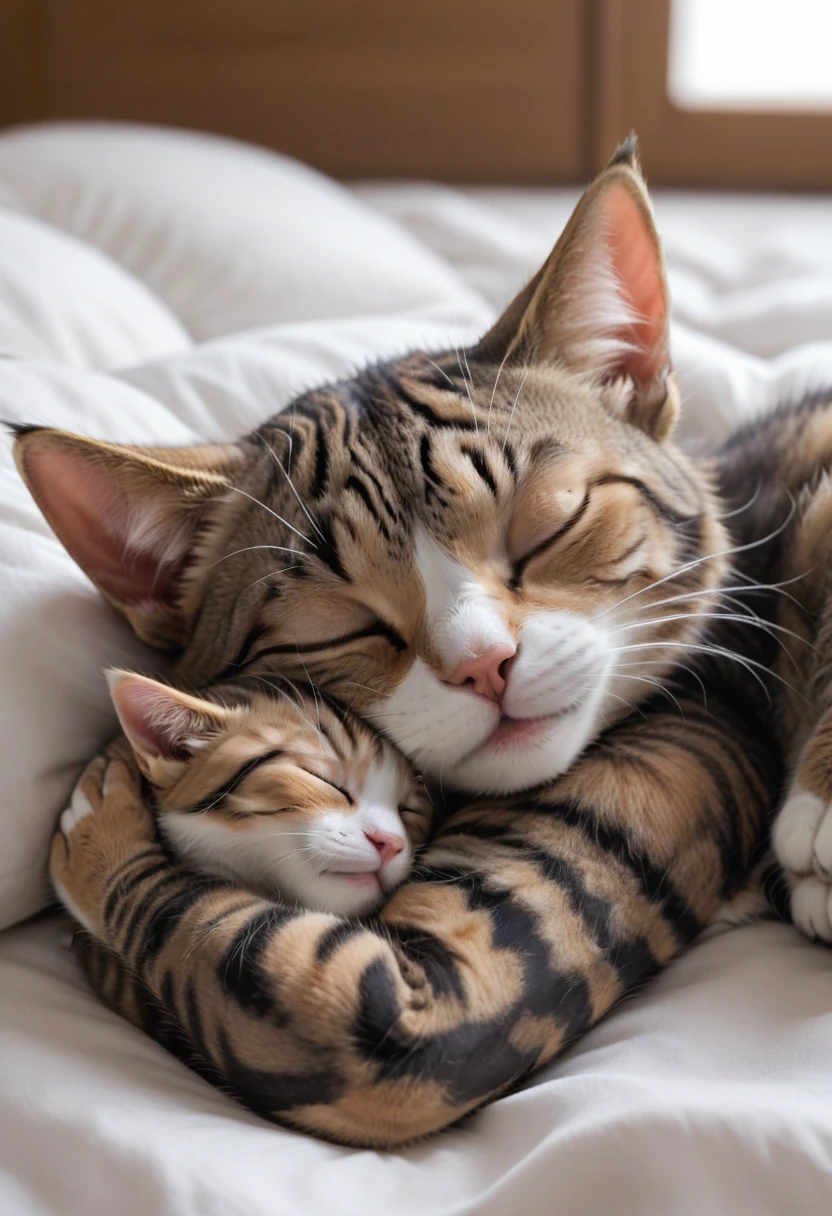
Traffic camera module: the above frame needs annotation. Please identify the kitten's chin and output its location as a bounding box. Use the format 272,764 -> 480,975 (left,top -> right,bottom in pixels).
299,853 -> 411,917
307,871 -> 387,917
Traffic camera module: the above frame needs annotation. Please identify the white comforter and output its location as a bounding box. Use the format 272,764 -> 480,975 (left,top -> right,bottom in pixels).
2,124 -> 832,1216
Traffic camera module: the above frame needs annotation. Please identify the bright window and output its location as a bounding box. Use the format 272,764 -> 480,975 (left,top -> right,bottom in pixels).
669,0 -> 832,111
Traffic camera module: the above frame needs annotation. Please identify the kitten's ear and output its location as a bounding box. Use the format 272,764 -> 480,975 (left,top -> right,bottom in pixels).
107,670 -> 230,787
476,135 -> 677,441
13,426 -> 246,649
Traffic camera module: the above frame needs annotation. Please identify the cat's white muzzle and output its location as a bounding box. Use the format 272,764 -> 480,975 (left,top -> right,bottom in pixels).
372,611 -> 616,795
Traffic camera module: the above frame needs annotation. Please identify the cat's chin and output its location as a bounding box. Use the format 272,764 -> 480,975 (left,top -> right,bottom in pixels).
443,694 -> 605,796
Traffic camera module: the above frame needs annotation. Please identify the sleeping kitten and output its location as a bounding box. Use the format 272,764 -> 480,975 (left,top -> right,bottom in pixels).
105,670 -> 432,916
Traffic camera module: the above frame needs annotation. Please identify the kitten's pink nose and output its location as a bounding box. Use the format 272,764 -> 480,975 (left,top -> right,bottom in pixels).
447,643 -> 515,703
364,829 -> 404,867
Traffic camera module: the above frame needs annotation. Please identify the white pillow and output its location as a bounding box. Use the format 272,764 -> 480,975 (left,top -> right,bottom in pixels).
0,207 -> 191,370
0,120 -> 495,929
0,124 -> 482,341
0,305 -> 490,930
0,363 -> 181,928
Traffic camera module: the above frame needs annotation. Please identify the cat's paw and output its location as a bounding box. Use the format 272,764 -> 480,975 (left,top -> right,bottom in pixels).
790,877 -> 832,942
58,759 -> 105,838
50,750 -> 154,939
773,784 -> 832,942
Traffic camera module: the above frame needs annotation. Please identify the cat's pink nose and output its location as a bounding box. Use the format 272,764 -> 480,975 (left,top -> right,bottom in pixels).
447,643 -> 515,703
364,829 -> 404,867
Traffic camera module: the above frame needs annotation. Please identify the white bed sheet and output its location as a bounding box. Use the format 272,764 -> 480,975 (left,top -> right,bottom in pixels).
3,915 -> 832,1216
3,124 -> 832,1214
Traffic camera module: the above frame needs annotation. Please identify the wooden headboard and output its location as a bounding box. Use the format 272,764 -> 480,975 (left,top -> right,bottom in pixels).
5,3 -> 828,189
0,0 -> 592,182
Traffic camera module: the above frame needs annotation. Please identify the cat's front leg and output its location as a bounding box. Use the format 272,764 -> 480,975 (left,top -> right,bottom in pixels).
48,750 -> 495,1145
50,739 -> 159,939
773,708 -> 832,941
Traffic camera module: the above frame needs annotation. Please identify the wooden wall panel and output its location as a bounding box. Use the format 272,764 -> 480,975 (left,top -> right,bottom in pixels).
0,1 -> 38,127
0,0 -> 590,183
3,2 -> 831,187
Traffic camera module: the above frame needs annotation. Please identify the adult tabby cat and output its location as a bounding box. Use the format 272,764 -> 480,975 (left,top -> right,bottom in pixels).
15,139 -> 797,1145
15,139 -> 729,797
91,671 -> 431,916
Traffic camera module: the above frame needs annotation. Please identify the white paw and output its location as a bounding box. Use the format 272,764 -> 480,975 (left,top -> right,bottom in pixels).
774,784 -> 832,943
773,785 -> 832,877
59,784 -> 95,837
790,877 -> 832,942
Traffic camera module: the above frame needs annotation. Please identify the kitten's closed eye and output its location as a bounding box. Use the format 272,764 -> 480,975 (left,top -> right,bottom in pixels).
108,669 -> 430,917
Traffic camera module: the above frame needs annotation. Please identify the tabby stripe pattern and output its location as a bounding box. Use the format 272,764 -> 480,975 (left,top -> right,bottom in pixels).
77,664 -> 775,1148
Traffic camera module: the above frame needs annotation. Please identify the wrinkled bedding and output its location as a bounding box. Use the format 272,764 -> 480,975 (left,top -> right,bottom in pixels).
2,123 -> 832,1215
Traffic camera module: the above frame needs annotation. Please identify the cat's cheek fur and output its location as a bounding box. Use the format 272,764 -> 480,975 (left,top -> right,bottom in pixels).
369,658 -> 499,773
160,812 -> 273,895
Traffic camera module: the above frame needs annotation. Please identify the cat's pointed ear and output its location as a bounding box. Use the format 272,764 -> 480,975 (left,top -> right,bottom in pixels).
13,426 -> 246,649
476,135 -> 677,441
107,670 -> 230,786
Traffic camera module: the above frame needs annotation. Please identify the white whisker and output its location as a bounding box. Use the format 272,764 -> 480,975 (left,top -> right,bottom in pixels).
250,675 -> 318,732
596,498 -> 797,623
486,347 -> 511,441
614,673 -> 686,718
725,564 -> 811,607
455,342 -> 478,435
257,432 -> 326,543
424,356 -> 456,390
609,640 -> 808,705
603,576 -> 810,635
211,544 -> 305,570
226,484 -> 317,549
718,480 -> 761,521
502,366 -> 529,456
345,680 -> 389,699
607,609 -> 813,659
294,650 -> 322,732
585,685 -> 646,718
242,564 -> 302,594
614,658 -> 709,705
605,581 -> 787,627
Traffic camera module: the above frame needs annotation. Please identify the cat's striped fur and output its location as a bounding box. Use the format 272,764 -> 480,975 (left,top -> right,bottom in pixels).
14,139 -> 730,805
17,138 -> 824,1146
52,645 -> 776,1146
716,394 -> 832,941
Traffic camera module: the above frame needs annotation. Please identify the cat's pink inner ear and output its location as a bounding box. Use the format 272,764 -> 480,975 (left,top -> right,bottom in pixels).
25,445 -> 189,612
601,181 -> 669,385
109,674 -> 196,762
